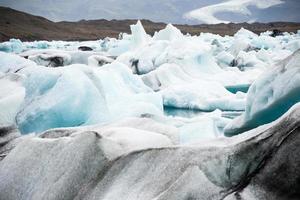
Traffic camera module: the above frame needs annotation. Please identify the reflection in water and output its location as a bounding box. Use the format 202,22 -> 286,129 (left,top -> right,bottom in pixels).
164,107 -> 244,143
164,106 -> 243,119
164,106 -> 206,118
221,111 -> 243,119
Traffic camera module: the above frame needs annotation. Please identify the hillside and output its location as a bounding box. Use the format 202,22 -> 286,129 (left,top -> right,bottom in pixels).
1,6 -> 300,42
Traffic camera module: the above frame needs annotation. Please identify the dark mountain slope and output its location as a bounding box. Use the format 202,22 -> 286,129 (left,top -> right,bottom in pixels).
1,6 -> 300,42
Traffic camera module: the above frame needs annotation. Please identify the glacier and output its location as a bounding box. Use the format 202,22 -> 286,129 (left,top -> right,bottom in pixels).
0,20 -> 300,200
1,102 -> 299,200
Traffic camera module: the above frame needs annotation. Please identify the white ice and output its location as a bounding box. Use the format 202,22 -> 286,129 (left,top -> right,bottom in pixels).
225,49 -> 300,136
0,21 -> 299,142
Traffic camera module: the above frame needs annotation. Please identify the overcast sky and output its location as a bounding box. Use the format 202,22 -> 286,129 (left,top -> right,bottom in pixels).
0,0 -> 300,24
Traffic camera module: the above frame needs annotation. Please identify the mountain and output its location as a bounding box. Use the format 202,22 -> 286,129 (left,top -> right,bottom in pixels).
1,6 -> 300,42
1,0 -> 300,24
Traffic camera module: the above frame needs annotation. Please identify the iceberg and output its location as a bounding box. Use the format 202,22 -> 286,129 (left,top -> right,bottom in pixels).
251,35 -> 279,50
0,39 -> 24,53
234,28 -> 258,40
16,62 -> 163,134
153,24 -> 184,41
142,62 -> 247,111
27,52 -> 72,67
228,38 -> 252,57
225,49 -> 300,136
216,51 -> 235,67
16,65 -> 110,134
0,52 -> 37,73
175,110 -> 228,143
130,20 -> 151,48
107,39 -> 131,57
88,55 -> 114,67
20,49 -> 111,67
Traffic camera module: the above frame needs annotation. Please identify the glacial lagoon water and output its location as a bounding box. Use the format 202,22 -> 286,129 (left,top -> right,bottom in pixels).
164,106 -> 243,119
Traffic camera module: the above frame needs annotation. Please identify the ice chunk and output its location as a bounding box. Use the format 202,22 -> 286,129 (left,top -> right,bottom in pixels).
142,63 -> 246,111
16,62 -> 163,134
24,40 -> 50,50
176,110 -> 227,143
285,40 -> 300,52
28,52 -> 71,67
153,24 -> 183,41
0,52 -> 37,73
16,65 -> 110,134
117,40 -> 169,74
234,28 -> 258,40
234,50 -> 267,70
216,51 -> 235,67
130,20 -> 151,48
225,49 -> 300,136
161,83 -> 245,111
153,38 -> 218,74
88,55 -> 114,67
228,38 -> 251,57
107,39 -> 131,57
251,35 -> 278,50
20,49 -> 111,66
0,39 -> 24,53
0,73 -> 25,126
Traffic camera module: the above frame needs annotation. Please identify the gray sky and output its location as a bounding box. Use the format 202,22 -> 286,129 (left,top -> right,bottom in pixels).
0,0 -> 299,24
